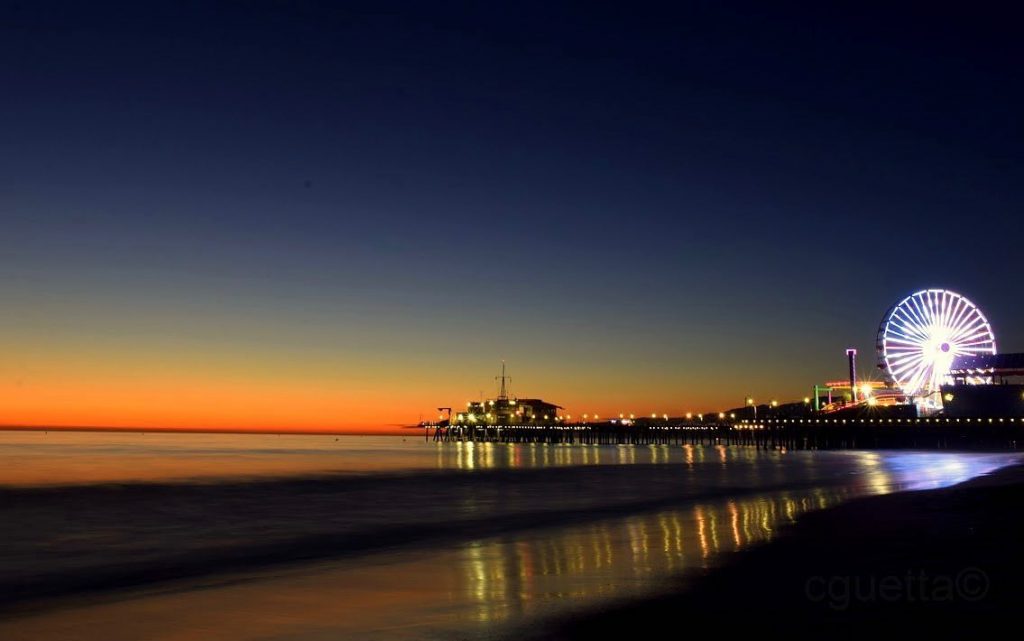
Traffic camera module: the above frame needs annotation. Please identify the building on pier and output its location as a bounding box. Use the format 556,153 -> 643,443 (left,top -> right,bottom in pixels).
455,397 -> 565,425
941,353 -> 1024,417
451,364 -> 566,426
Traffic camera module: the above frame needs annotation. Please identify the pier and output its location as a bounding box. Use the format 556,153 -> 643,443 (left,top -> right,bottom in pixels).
423,416 -> 1024,450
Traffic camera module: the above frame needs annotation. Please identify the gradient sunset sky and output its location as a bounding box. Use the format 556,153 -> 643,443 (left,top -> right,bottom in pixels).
2,2 -> 1022,431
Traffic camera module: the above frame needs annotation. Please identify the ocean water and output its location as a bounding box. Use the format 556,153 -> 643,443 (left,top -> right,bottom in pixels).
0,430 -> 1016,640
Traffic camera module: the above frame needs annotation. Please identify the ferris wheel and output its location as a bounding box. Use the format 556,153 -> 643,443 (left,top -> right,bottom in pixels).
876,289 -> 996,401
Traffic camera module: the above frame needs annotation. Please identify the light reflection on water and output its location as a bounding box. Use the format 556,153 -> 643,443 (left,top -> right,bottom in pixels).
455,488 -> 852,626
441,440 -> 762,472
4,431 -> 997,488
2,432 -> 763,486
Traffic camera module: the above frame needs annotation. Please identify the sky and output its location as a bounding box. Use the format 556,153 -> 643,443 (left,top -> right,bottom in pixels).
1,1 -> 1022,431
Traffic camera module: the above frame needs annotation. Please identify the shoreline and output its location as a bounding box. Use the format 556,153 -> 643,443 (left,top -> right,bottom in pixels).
531,460 -> 1024,639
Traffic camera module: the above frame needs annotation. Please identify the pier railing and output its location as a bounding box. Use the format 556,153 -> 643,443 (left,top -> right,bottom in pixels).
420,416 -> 1024,450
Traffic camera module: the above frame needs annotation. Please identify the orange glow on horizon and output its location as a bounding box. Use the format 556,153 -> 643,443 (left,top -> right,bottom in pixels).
0,378 -> 785,434
0,336 -> 812,432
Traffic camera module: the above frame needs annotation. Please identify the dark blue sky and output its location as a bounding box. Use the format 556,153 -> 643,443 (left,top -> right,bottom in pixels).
2,1 -> 1022,426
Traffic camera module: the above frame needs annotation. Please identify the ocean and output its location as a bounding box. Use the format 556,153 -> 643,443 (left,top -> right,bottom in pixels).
0,430 -> 1016,640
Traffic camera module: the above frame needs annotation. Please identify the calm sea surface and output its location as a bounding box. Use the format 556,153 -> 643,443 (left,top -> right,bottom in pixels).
0,430 -> 1016,640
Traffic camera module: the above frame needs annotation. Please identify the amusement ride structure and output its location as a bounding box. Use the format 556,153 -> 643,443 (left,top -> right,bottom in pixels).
876,289 -> 997,410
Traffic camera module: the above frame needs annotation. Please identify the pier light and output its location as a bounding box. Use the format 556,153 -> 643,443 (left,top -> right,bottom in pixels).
583,414 -> 588,419
770,400 -> 778,408
651,413 -> 657,418
718,412 -> 725,419
594,414 -> 599,420
629,413 -> 635,419
944,393 -> 954,402
543,415 -> 548,420
663,414 -> 668,420
729,413 -> 736,419
803,397 -> 810,404
686,413 -> 692,419
867,397 -> 878,406
746,398 -> 754,406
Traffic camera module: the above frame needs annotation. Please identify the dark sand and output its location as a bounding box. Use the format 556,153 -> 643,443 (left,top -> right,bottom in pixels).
535,462 -> 1024,640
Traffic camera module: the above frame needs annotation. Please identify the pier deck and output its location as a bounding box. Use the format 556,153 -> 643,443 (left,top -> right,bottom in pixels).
422,417 -> 1024,450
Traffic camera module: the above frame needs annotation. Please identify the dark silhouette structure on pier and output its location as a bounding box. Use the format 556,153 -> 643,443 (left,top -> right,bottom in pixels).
447,364 -> 566,428
941,353 -> 1024,417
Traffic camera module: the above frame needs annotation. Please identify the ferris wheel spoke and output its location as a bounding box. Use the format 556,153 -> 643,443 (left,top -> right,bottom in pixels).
947,297 -> 972,336
948,317 -> 989,344
884,331 -> 925,342
892,298 -> 923,328
890,357 -> 927,381
951,331 -> 988,348
890,326 -> 929,345
891,362 -> 927,381
954,329 -> 994,346
888,318 -> 930,342
924,292 -> 941,327
903,299 -> 932,334
919,292 -> 940,326
903,366 -> 931,394
956,345 -> 993,356
888,355 -> 923,366
956,340 -> 995,353
888,354 -> 925,370
941,293 -> 964,335
885,341 -> 925,353
888,354 -> 920,369
951,333 -> 991,353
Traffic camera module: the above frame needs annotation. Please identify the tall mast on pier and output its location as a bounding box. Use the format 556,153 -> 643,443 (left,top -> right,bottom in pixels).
495,361 -> 511,400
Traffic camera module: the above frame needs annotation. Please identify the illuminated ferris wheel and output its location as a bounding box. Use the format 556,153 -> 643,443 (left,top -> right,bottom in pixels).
876,289 -> 996,402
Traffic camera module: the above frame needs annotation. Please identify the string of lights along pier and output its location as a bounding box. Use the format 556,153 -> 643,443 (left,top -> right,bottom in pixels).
420,288 -> 1024,448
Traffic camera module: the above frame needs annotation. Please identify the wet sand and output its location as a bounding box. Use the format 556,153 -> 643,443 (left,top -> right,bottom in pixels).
535,462 -> 1024,640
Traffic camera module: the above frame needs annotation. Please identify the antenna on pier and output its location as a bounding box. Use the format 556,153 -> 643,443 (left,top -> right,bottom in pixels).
495,361 -> 511,400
